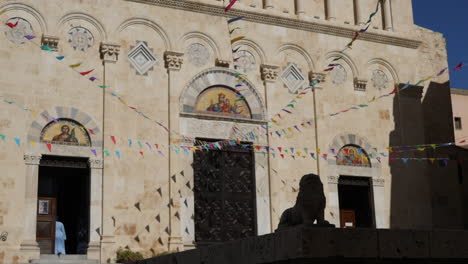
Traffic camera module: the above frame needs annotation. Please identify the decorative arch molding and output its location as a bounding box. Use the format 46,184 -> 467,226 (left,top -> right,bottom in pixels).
116,17 -> 172,50
276,43 -> 315,71
328,132 -> 378,167
367,58 -> 400,84
180,67 -> 266,120
233,38 -> 267,66
57,12 -> 107,40
0,2 -> 48,33
27,106 -> 102,148
180,31 -> 221,60
324,51 -> 359,79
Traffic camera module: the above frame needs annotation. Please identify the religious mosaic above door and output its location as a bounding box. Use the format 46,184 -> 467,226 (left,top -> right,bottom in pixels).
40,119 -> 91,146
336,145 -> 371,167
195,87 -> 251,119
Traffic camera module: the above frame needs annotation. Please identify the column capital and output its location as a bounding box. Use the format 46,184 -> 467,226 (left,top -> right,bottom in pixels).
24,154 -> 41,165
309,72 -> 327,84
89,159 -> 103,169
354,77 -> 368,91
164,51 -> 184,71
100,42 -> 121,63
215,58 -> 230,68
41,35 -> 59,51
260,64 -> 279,83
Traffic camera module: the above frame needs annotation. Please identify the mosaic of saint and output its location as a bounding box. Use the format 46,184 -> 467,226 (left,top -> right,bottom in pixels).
195,87 -> 251,119
40,119 -> 91,146
336,145 -> 371,167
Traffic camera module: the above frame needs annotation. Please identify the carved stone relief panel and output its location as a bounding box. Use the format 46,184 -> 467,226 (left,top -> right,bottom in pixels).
329,64 -> 347,85
4,17 -> 33,45
280,64 -> 306,93
128,41 -> 157,75
186,43 -> 210,67
68,26 -> 94,52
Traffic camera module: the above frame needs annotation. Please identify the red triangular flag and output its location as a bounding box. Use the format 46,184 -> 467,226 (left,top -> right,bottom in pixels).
80,69 -> 94,76
46,143 -> 52,152
139,151 -> 144,156
6,21 -> 19,28
88,129 -> 95,135
110,136 -> 116,145
453,63 -> 464,71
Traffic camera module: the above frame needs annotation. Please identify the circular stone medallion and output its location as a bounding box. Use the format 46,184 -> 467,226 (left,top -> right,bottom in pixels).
329,64 -> 347,85
234,50 -> 256,73
187,43 -> 209,66
4,18 -> 33,45
371,70 -> 388,90
68,26 -> 94,52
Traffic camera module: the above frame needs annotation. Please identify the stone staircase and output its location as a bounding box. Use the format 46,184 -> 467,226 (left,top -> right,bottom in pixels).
31,255 -> 99,264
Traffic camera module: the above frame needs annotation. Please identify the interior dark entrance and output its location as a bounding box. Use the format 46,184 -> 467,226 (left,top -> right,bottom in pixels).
193,138 -> 257,246
338,176 -> 375,228
37,155 -> 90,254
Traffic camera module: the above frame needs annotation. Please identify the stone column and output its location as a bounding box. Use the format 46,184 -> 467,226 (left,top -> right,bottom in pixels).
327,176 -> 340,227
164,51 -> 184,252
99,42 -> 120,262
88,159 -> 104,261
383,0 -> 393,31
20,154 -> 42,260
325,0 -> 336,20
372,178 -> 388,228
354,0 -> 366,25
295,0 -> 305,15
260,64 -> 279,231
263,0 -> 273,10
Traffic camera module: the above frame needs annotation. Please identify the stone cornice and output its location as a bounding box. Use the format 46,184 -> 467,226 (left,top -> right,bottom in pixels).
127,0 -> 421,49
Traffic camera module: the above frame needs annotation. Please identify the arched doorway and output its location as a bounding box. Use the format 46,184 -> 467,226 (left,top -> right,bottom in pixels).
179,68 -> 269,247
36,119 -> 92,254
336,145 -> 375,228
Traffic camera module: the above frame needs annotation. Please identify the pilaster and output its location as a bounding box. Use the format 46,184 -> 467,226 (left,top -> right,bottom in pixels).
41,35 -> 59,51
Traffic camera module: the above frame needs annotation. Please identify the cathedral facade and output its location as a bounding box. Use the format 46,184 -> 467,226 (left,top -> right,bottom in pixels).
0,0 -> 462,263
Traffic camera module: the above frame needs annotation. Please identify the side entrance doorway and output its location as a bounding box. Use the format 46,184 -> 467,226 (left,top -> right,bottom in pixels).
338,176 -> 375,228
193,138 -> 257,246
36,155 -> 90,255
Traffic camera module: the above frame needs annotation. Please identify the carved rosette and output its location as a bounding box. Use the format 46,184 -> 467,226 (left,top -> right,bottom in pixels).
100,43 -> 121,63
164,51 -> 184,71
89,159 -> 103,169
41,35 -> 59,51
261,64 -> 279,83
24,154 -> 41,165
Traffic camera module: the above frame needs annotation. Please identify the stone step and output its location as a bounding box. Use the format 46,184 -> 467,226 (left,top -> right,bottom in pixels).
31,255 -> 98,264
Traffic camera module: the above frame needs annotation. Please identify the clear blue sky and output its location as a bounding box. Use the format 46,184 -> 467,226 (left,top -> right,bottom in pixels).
413,0 -> 468,89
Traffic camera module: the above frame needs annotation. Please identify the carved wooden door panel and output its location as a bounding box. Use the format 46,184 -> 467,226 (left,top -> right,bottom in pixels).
193,141 -> 256,246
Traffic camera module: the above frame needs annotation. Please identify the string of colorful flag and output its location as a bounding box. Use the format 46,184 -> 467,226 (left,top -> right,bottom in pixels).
267,62 -> 466,138
1,130 -> 465,163
269,0 -> 385,127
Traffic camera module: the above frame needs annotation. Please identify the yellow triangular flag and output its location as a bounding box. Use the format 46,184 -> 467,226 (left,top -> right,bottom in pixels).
69,62 -> 82,69
29,140 -> 36,147
231,36 -> 245,44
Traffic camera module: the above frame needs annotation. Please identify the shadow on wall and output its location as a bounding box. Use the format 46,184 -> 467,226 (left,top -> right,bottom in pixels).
389,80 -> 468,229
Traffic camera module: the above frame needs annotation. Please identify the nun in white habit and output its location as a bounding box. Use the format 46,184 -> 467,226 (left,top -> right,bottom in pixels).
55,220 -> 66,255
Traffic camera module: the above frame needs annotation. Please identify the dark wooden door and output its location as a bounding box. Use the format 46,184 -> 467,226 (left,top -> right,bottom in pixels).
340,209 -> 356,228
36,197 -> 56,254
193,140 -> 256,245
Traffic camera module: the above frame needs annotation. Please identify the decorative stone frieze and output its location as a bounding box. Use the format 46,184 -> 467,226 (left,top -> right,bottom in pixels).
89,159 -> 104,169
215,58 -> 230,68
354,77 -> 368,91
41,35 -> 59,51
260,64 -> 279,83
100,43 -> 120,63
164,51 -> 184,71
127,0 -> 420,49
24,154 -> 41,165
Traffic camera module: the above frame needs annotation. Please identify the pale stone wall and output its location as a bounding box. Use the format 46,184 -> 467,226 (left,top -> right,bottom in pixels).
0,0 -> 454,263
451,89 -> 468,148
